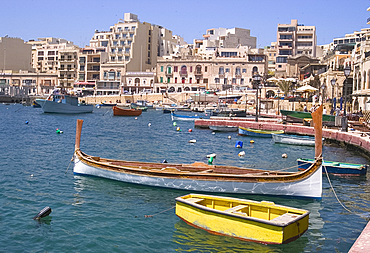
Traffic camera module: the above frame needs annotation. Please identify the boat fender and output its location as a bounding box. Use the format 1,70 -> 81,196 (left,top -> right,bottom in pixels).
188,139 -> 196,143
148,123 -> 152,127
33,206 -> 52,220
238,151 -> 246,157
173,122 -> 177,126
176,127 -> 181,131
56,128 -> 63,134
235,141 -> 243,148
208,156 -> 214,164
162,159 -> 168,163
206,153 -> 216,158
188,129 -> 192,132
135,117 -> 138,120
212,132 -> 215,135
250,140 -> 255,144
25,121 -> 29,124
228,136 -> 231,139
282,153 -> 288,158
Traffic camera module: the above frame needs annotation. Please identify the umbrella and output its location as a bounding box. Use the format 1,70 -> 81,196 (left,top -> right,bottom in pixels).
267,77 -> 279,82
296,85 -> 318,93
285,78 -> 297,82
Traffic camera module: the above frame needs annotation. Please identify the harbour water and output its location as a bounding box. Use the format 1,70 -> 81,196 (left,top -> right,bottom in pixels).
1,103 -> 370,252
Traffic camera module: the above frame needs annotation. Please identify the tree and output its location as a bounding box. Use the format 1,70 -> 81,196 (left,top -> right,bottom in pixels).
277,80 -> 292,97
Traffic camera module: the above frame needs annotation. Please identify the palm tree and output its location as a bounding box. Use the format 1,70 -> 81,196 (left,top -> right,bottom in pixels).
277,80 -> 292,97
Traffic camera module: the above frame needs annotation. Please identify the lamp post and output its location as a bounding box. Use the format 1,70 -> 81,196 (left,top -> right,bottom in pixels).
331,78 -> 336,103
342,66 -> 351,132
253,73 -> 262,121
320,83 -> 326,105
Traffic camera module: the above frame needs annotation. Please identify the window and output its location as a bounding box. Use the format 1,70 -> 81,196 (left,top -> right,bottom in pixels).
108,71 -> 115,80
160,77 -> 163,83
221,52 -> 237,57
280,35 -> 292,40
174,66 -> 178,72
215,78 -> 220,83
241,78 -> 244,85
235,67 -> 241,75
205,66 -> 208,72
276,56 -> 287,63
225,68 -> 230,73
167,66 -> 171,74
189,77 -> 192,84
161,66 -> 164,72
38,51 -> 44,56
190,66 -> 192,72
104,72 -> 107,79
279,50 -> 292,55
242,68 -> 246,73
219,67 -> 224,75
232,78 -> 236,84
101,41 -> 108,47
175,77 -> 177,83
180,66 -> 187,75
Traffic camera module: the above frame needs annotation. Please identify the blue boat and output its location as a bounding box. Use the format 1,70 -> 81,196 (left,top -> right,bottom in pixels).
297,158 -> 367,176
238,127 -> 284,138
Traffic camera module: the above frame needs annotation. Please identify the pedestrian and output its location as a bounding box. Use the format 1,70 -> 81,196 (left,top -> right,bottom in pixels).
323,106 -> 327,115
335,106 -> 340,116
304,105 -> 308,112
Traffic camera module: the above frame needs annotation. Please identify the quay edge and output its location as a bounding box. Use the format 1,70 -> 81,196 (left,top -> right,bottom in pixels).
194,118 -> 370,158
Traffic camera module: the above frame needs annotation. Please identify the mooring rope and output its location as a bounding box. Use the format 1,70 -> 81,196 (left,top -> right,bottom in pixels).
323,164 -> 353,213
144,206 -> 175,218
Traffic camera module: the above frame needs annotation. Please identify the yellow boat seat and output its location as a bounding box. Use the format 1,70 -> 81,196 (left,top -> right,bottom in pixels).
225,205 -> 248,213
271,213 -> 299,224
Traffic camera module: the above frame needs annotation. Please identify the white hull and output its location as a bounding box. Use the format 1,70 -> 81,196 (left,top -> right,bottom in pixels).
42,100 -> 93,114
190,94 -> 218,103
272,134 -> 315,146
74,156 -> 322,198
209,125 -> 238,132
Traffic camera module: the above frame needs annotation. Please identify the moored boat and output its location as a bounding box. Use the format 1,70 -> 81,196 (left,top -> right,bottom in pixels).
238,127 -> 284,137
280,109 -> 335,125
175,193 -> 310,244
72,105 -> 324,198
272,134 -> 316,146
171,112 -> 203,121
113,106 -> 142,116
209,125 -> 238,132
297,158 -> 368,176
40,92 -> 93,114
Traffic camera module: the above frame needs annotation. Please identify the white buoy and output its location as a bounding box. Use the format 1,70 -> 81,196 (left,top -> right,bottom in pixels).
228,136 -> 231,139
238,151 -> 246,157
212,132 -> 216,135
148,123 -> 151,127
282,153 -> 288,158
135,117 -> 138,120
31,174 -> 34,177
188,139 -> 197,143
206,153 -> 216,158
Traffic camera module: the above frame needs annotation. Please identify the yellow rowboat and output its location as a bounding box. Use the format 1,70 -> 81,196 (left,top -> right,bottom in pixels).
175,193 -> 310,244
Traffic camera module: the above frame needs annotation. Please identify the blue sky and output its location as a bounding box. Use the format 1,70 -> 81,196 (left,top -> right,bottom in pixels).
1,0 -> 369,48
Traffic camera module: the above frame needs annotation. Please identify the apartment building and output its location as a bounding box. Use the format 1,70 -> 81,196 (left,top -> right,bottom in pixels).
88,12 -> 180,95
194,27 -> 256,57
28,37 -> 76,74
275,19 -> 317,77
58,47 -> 79,88
155,50 -> 267,93
0,37 -> 32,72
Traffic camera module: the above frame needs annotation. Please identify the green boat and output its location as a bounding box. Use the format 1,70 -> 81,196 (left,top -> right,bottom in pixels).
280,110 -> 335,124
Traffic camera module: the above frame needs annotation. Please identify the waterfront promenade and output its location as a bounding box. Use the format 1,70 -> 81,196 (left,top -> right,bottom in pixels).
195,115 -> 370,252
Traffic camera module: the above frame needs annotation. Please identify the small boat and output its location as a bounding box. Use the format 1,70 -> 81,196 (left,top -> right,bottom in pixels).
280,110 -> 335,125
272,134 -> 316,146
175,193 -> 310,244
209,125 -> 238,132
297,158 -> 368,176
39,92 -> 93,114
99,102 -> 117,107
171,112 -> 203,121
113,106 -> 142,116
72,105 -> 324,198
32,101 -> 42,108
130,103 -> 148,111
238,127 -> 284,137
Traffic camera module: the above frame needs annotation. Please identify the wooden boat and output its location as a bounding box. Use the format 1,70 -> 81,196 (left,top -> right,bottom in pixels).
113,106 -> 142,116
72,105 -> 324,198
40,93 -> 93,114
171,112 -> 203,121
130,103 -> 148,111
297,158 -> 368,176
280,109 -> 335,125
175,193 -> 310,244
238,127 -> 284,138
272,134 -> 316,146
209,125 -> 238,132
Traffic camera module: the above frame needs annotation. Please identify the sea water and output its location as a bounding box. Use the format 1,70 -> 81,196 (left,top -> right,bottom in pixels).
1,103 -> 369,252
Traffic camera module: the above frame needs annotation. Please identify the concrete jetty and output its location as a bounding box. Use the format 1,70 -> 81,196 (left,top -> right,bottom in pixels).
349,220 -> 370,252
